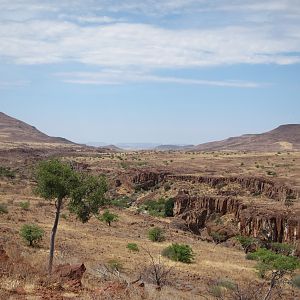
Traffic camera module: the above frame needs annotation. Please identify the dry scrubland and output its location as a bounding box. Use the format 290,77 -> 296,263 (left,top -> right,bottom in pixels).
1,149 -> 300,299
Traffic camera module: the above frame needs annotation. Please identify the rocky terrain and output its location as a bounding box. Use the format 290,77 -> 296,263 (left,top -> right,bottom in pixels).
0,114 -> 299,299
195,124 -> 300,151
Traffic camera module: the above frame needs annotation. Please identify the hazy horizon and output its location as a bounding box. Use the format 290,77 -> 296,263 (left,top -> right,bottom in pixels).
1,1 -> 300,144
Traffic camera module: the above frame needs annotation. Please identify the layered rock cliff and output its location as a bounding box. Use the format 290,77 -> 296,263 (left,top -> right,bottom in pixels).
173,190 -> 300,243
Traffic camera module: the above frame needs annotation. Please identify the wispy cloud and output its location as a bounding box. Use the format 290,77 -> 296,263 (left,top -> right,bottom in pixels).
57,70 -> 263,88
0,80 -> 30,88
0,0 -> 299,86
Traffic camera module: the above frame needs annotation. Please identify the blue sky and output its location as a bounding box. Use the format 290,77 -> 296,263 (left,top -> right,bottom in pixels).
0,0 -> 299,144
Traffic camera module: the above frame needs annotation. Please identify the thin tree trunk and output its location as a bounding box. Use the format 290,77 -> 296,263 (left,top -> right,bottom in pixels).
48,197 -> 63,274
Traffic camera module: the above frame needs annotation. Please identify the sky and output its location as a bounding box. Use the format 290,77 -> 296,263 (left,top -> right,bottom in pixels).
0,0 -> 300,145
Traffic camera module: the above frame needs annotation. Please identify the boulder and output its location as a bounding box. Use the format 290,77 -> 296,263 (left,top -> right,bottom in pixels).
53,263 -> 86,289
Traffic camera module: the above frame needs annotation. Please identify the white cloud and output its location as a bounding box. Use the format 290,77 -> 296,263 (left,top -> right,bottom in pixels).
0,80 -> 30,88
57,70 -> 263,88
0,21 -> 299,68
0,0 -> 299,86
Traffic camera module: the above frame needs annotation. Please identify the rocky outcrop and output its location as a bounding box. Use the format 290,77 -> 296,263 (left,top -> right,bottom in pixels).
53,263 -> 86,290
173,190 -> 300,243
132,171 -> 168,190
168,175 -> 299,202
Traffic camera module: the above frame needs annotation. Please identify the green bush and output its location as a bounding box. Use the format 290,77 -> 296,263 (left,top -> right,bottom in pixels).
164,198 -> 175,217
246,248 -> 300,278
0,203 -> 8,214
127,243 -> 139,252
164,183 -> 171,191
111,196 -> 131,208
270,242 -> 294,256
0,166 -> 16,179
98,210 -> 119,226
19,201 -> 30,211
148,227 -> 165,242
236,235 -> 256,251
20,224 -> 44,246
162,243 -> 194,263
211,232 -> 226,243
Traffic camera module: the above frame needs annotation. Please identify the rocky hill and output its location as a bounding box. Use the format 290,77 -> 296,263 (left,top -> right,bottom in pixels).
0,112 -> 75,145
195,124 -> 300,152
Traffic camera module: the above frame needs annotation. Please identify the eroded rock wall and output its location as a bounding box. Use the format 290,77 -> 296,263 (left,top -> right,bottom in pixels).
168,175 -> 299,202
173,190 -> 300,243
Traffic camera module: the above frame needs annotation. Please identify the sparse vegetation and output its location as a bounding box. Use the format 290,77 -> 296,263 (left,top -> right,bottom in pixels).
0,203 -> 8,214
0,166 -> 16,178
20,224 -> 44,247
162,243 -> 194,263
98,209 -> 119,226
127,243 -> 139,252
35,159 -> 108,274
19,200 -> 30,211
148,227 -> 165,242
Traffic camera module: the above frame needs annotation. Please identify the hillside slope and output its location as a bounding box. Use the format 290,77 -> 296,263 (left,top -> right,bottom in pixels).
0,112 -> 74,145
195,124 -> 300,151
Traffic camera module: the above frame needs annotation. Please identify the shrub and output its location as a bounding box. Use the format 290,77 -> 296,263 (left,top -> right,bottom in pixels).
0,203 -> 8,214
127,243 -> 139,252
142,198 -> 166,217
266,170 -> 277,176
164,198 -> 175,217
162,243 -> 194,263
236,235 -> 256,252
270,242 -> 294,256
19,201 -> 30,211
0,166 -> 16,179
111,196 -> 131,208
107,259 -> 123,272
292,275 -> 300,288
211,231 -> 226,243
20,224 -> 44,246
148,227 -> 165,242
164,183 -> 171,191
98,210 -> 119,226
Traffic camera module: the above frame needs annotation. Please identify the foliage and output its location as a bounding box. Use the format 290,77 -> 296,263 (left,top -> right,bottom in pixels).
0,203 -> 8,214
246,248 -> 300,277
140,198 -> 174,217
211,232 -> 226,243
20,224 -> 44,246
69,173 -> 108,222
0,166 -> 16,179
98,209 -> 119,226
19,201 -> 30,211
162,243 -> 194,263
107,259 -> 123,272
292,275 -> 300,289
127,243 -> 139,252
111,196 -> 132,208
236,235 -> 256,252
270,242 -> 294,256
148,227 -> 165,242
164,198 -> 175,217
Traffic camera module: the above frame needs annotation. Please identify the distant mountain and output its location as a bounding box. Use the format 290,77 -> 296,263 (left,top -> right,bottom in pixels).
194,124 -> 300,151
0,112 -> 75,145
155,144 -> 194,151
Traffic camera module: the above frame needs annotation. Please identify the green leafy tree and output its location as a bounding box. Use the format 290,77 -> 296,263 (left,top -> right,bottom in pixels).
164,198 -> 174,217
162,243 -> 194,263
35,159 -> 107,274
98,209 -> 119,226
20,224 -> 44,246
148,227 -> 165,242
247,248 -> 300,300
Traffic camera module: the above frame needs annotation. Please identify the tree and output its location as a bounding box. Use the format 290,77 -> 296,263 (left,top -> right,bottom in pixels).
98,209 -> 119,226
247,248 -> 300,300
36,159 -> 107,274
162,243 -> 194,263
20,224 -> 44,247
